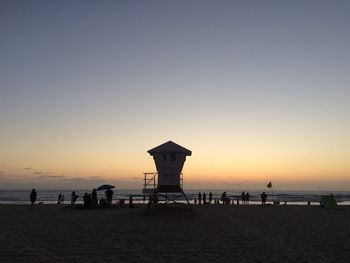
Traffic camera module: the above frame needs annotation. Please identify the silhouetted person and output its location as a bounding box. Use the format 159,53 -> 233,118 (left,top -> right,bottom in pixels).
61,194 -> 64,204
57,193 -> 62,204
83,192 -> 89,208
71,191 -> 78,207
246,192 -> 250,204
30,189 -> 37,206
221,192 -> 226,204
87,194 -> 92,207
241,191 -> 246,204
261,192 -> 267,205
209,192 -> 213,204
129,195 -> 134,208
198,192 -> 202,205
105,189 -> 113,207
99,197 -> 106,208
203,192 -> 207,204
91,189 -> 98,208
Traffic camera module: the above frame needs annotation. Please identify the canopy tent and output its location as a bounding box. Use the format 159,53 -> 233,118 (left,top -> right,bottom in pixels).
96,184 -> 115,191
321,195 -> 337,208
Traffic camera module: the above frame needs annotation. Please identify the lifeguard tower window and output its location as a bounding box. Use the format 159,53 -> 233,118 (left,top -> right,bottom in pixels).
162,153 -> 176,161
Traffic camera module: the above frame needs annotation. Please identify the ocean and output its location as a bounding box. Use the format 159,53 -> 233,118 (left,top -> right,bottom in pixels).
1,189 -> 350,205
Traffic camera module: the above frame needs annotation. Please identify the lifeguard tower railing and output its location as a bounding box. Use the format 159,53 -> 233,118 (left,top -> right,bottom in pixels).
142,172 -> 183,194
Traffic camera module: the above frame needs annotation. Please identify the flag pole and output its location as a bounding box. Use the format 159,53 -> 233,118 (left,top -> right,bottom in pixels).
271,185 -> 275,201
267,181 -> 275,202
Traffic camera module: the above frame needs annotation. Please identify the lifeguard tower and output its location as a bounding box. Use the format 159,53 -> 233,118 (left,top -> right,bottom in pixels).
144,141 -> 192,207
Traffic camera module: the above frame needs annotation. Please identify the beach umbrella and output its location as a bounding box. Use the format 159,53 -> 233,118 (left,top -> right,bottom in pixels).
96,184 -> 115,191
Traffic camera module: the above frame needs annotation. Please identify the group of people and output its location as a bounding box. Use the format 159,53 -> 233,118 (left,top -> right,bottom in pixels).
29,189 -> 270,206
194,192 -> 213,204
220,191 -> 230,204
194,191 -> 268,205
81,188 -> 114,209
29,188 -> 115,208
241,191 -> 250,204
57,193 -> 65,204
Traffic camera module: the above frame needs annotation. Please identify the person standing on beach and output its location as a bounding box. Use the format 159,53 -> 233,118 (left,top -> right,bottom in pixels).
57,193 -> 62,204
105,189 -> 113,207
83,192 -> 89,208
246,192 -> 250,204
91,189 -> 98,208
241,191 -> 246,204
221,192 -> 226,204
203,192 -> 207,204
71,191 -> 78,207
209,192 -> 213,204
198,192 -> 202,204
261,192 -> 267,205
30,189 -> 37,206
129,195 -> 133,208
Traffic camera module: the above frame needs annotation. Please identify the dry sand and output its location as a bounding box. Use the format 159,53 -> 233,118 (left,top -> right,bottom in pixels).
0,204 -> 349,262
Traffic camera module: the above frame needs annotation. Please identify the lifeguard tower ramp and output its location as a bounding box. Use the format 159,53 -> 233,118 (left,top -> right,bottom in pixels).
145,141 -> 191,208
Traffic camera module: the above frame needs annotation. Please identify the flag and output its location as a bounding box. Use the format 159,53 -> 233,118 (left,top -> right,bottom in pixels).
267,182 -> 272,188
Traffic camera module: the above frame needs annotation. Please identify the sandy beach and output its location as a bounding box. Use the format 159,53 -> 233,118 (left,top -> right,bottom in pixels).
0,204 -> 349,262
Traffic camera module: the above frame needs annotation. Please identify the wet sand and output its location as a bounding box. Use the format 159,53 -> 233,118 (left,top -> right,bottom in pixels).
0,204 -> 349,262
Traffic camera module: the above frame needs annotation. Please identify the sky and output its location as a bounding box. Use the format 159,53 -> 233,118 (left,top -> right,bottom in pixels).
1,0 -> 350,190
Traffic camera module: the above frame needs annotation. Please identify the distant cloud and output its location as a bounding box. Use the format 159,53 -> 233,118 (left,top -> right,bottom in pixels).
32,171 -> 62,178
39,175 -> 65,178
69,177 -> 87,181
33,171 -> 55,175
24,167 -> 32,170
88,176 -> 100,179
0,174 -> 109,190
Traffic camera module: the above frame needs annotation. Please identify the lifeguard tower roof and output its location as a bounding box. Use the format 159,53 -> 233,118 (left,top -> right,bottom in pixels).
148,141 -> 192,156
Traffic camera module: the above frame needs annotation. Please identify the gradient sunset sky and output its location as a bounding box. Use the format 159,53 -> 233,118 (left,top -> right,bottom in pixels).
1,0 -> 350,190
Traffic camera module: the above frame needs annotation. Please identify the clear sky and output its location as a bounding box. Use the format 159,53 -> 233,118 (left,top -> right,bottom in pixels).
1,0 -> 350,190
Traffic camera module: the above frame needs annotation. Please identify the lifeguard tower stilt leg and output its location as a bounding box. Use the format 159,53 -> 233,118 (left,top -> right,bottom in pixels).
146,185 -> 191,209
